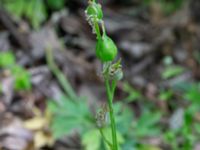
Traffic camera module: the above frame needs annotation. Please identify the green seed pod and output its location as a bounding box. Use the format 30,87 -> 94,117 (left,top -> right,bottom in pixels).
96,35 -> 118,62
86,2 -> 103,20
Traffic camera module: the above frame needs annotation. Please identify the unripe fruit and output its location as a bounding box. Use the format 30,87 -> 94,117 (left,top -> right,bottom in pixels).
96,35 -> 118,62
86,3 -> 103,20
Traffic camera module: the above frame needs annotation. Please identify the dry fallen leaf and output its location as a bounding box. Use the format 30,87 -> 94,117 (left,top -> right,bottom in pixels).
23,117 -> 47,131
23,107 -> 54,149
34,131 -> 54,148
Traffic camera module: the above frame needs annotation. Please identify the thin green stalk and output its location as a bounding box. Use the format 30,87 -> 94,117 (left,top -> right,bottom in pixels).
105,78 -> 118,150
111,80 -> 117,96
94,18 -> 101,40
46,48 -> 77,100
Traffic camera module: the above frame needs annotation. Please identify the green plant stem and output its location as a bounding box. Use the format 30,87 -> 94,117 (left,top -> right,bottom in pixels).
46,48 -> 77,100
94,18 -> 101,40
105,78 -> 118,150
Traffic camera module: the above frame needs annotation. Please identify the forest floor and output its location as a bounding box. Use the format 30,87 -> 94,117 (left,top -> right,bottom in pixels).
0,0 -> 200,150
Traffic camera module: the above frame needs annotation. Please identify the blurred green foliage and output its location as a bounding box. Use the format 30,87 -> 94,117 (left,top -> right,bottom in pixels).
47,0 -> 65,10
0,51 -> 31,91
1,0 -> 66,29
0,0 -> 198,149
46,49 -> 164,150
48,95 -> 93,139
122,82 -> 142,102
11,65 -> 31,91
143,0 -> 184,15
0,51 -> 15,67
158,90 -> 173,101
162,66 -> 185,79
47,62 -> 200,150
2,0 -> 46,29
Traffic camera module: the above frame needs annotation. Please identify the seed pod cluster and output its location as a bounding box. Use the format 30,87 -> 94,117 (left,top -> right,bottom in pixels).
85,0 -> 118,62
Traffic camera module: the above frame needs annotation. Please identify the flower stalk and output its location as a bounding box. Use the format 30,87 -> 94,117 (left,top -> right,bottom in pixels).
105,78 -> 118,150
85,1 -> 123,149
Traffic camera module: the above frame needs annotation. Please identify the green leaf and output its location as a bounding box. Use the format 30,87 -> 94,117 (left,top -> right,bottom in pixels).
121,139 -> 137,150
123,82 -> 141,102
0,51 -> 15,68
102,127 -> 124,150
48,95 -> 93,139
47,0 -> 65,10
47,100 -> 58,113
52,116 -> 85,138
184,86 -> 200,103
161,0 -> 184,15
11,66 -> 31,91
114,102 -> 134,135
0,51 -> 31,91
163,131 -> 176,143
3,0 -> 47,29
134,111 -> 161,137
4,0 -> 25,19
82,129 -> 101,150
158,90 -> 173,101
138,145 -> 161,150
26,0 -> 47,29
172,82 -> 193,92
194,123 -> 200,135
137,111 -> 161,127
162,66 -> 184,79
82,127 -> 124,150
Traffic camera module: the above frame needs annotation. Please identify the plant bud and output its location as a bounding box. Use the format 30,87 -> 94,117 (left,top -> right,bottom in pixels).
96,35 -> 118,62
86,2 -> 103,20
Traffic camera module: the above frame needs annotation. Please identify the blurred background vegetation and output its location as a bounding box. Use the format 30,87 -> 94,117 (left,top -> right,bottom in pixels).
0,0 -> 200,150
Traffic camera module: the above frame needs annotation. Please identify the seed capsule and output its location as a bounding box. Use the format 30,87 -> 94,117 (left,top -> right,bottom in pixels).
96,35 -> 118,62
86,2 -> 103,20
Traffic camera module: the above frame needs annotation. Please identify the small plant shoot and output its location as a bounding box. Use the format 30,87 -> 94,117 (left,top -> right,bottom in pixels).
85,1 -> 123,149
